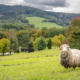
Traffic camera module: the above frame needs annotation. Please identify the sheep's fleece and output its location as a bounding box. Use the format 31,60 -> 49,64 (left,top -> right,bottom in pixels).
59,44 -> 80,69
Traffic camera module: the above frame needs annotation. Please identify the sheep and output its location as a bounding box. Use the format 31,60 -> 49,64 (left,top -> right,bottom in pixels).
59,44 -> 80,70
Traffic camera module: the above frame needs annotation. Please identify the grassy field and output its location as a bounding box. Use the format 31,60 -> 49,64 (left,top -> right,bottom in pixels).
0,48 -> 80,80
26,17 -> 62,29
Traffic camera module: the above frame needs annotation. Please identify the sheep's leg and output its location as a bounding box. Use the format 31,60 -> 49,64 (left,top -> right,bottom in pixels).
73,67 -> 75,70
73,66 -> 76,70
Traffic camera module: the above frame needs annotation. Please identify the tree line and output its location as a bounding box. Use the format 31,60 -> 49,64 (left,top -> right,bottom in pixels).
0,24 -> 66,55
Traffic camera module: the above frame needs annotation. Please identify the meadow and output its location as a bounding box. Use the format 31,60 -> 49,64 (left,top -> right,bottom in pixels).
0,48 -> 80,80
26,17 -> 62,29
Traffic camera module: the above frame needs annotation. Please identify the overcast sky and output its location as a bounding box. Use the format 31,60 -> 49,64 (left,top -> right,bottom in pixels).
0,0 -> 80,13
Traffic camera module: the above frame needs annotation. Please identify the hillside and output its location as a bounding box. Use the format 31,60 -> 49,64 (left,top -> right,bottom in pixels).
27,17 -> 62,29
0,48 -> 80,80
0,4 -> 80,28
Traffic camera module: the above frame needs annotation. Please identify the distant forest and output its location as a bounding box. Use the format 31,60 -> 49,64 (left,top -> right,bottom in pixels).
0,4 -> 80,27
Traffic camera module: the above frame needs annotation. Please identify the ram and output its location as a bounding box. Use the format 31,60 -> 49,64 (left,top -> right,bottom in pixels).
59,44 -> 80,70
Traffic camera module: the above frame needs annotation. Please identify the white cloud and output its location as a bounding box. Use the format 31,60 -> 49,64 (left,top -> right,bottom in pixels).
48,0 -> 80,13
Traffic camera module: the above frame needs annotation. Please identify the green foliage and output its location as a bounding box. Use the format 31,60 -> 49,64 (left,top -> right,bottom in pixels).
28,41 -> 34,52
8,29 -> 18,53
42,18 -> 70,26
37,36 -> 46,50
20,30 -> 29,48
48,27 -> 66,38
21,19 -> 29,23
47,38 -> 52,49
16,49 -> 19,53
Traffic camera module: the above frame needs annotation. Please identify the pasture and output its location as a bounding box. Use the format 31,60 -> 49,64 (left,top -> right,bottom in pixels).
26,17 -> 62,29
0,48 -> 80,80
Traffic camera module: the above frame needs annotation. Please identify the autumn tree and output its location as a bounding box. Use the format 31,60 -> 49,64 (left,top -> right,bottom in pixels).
41,27 -> 47,37
0,38 -> 9,56
44,29 -> 48,38
52,37 -> 61,47
35,29 -> 42,37
54,34 -> 65,43
65,17 -> 80,48
17,30 -> 24,37
33,38 -> 39,49
2,31 -> 9,38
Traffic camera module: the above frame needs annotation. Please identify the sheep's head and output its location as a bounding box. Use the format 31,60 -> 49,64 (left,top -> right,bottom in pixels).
60,44 -> 70,53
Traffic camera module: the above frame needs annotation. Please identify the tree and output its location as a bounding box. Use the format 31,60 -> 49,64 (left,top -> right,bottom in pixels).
35,29 -> 42,37
54,34 -> 65,43
28,41 -> 34,52
2,31 -> 9,38
52,37 -> 61,47
0,38 -> 9,56
8,29 -> 18,54
37,36 -> 46,50
17,30 -> 24,37
47,38 -> 52,49
20,30 -> 29,49
33,38 -> 39,49
58,34 -> 65,43
65,17 -> 80,48
41,27 -> 47,37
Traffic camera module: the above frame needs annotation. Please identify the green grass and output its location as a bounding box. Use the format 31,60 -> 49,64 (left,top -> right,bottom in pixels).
26,17 -> 62,29
0,48 -> 80,80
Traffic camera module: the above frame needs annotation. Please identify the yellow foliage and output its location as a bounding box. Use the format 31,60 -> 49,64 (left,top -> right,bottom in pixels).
30,37 -> 35,41
52,34 -> 65,46
17,30 -> 24,37
35,30 -> 42,37
52,37 -> 61,46
58,34 -> 65,42
33,38 -> 39,49
0,38 -> 10,53
53,34 -> 65,43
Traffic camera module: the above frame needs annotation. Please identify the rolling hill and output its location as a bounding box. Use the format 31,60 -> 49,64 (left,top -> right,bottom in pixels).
0,4 -> 80,28
27,17 -> 62,29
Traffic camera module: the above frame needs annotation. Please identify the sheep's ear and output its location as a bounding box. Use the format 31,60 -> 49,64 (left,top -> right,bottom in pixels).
67,44 -> 70,48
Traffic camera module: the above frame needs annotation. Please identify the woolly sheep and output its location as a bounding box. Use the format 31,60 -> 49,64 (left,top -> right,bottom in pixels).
59,44 -> 80,70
